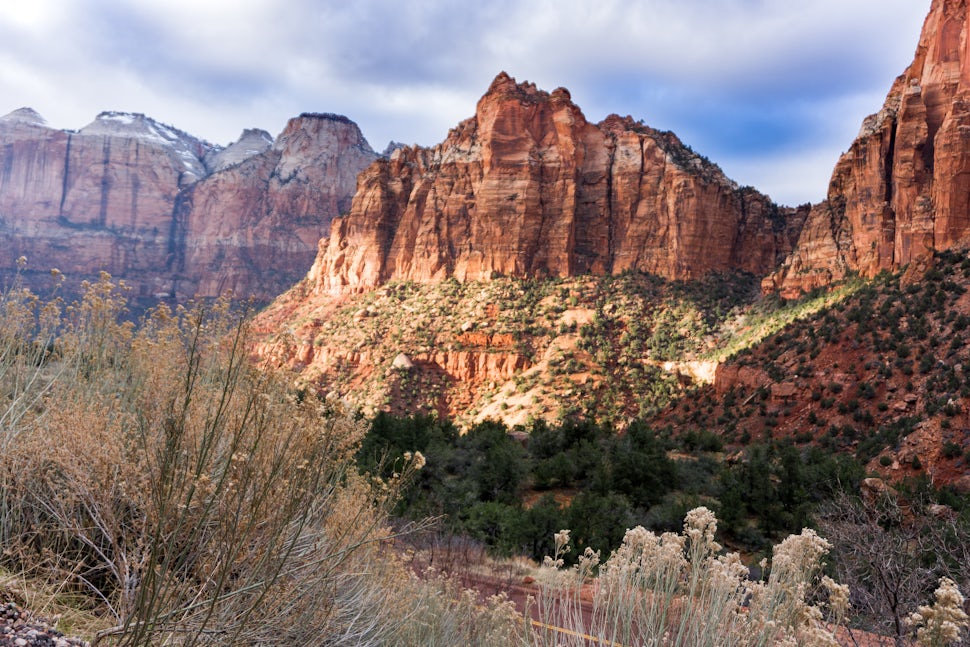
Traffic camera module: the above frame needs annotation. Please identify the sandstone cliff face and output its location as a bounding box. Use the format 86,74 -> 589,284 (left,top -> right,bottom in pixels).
0,109 -> 376,304
172,114 -> 378,301
0,110 -> 207,300
768,0 -> 970,296
309,73 -> 805,295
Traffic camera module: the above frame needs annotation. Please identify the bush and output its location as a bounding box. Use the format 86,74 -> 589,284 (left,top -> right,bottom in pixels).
0,277 -> 524,645
531,508 -> 850,646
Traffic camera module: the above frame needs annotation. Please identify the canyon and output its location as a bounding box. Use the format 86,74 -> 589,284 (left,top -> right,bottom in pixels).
256,72 -> 813,423
257,0 -> 970,429
2,0 -> 969,431
0,108 -> 377,305
766,0 -> 970,297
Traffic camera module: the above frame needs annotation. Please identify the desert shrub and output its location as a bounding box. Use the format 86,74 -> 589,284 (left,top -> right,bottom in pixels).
530,507 -> 850,646
602,420 -> 676,509
383,567 -> 525,646
0,277 -> 524,645
462,501 -> 529,555
679,428 -> 724,453
907,577 -> 969,647
528,418 -> 611,489
942,442 -> 963,460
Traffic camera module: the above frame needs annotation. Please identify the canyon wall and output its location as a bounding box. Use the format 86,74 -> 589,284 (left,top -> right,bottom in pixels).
0,109 -> 376,304
767,0 -> 970,297
308,73 -> 807,296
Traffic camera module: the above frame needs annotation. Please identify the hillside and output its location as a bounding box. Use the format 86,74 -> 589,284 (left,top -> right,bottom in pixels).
258,265 -> 868,429
660,248 -> 970,490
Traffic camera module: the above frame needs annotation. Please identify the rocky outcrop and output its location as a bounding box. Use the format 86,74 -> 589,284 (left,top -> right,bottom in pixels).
308,73 -> 806,295
768,0 -> 970,297
714,364 -> 771,398
0,109 -> 376,305
171,114 -> 378,301
0,110 -> 208,301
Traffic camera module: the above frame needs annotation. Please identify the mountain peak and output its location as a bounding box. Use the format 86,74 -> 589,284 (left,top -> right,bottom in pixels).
482,72 -> 547,104
486,71 -> 515,92
0,107 -> 48,127
382,141 -> 407,157
203,128 -> 274,173
76,112 -> 213,184
305,74 -> 803,296
296,112 -> 355,125
274,112 -> 376,162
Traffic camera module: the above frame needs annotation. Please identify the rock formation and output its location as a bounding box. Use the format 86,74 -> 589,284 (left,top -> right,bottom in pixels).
767,0 -> 970,297
307,73 -> 806,296
171,114 -> 378,300
0,109 -> 376,305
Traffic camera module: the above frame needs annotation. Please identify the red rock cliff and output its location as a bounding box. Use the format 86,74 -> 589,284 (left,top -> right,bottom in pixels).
767,0 -> 970,296
171,114 -> 378,301
309,73 -> 806,295
0,109 -> 376,305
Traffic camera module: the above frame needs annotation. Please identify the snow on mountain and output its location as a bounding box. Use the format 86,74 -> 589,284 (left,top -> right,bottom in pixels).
203,128 -> 274,173
78,111 -> 215,182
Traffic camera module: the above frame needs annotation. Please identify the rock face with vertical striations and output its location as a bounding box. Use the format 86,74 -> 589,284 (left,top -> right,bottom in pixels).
171,113 -> 378,300
767,0 -> 970,297
0,109 -> 376,305
307,73 -> 806,296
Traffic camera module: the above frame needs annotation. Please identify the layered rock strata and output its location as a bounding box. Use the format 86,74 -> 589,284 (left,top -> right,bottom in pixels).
767,0 -> 970,296
308,73 -> 806,296
0,109 -> 376,304
172,114 -> 378,300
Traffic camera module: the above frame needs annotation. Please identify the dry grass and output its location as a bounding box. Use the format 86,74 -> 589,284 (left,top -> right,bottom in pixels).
529,507 -> 850,647
0,273 -> 522,645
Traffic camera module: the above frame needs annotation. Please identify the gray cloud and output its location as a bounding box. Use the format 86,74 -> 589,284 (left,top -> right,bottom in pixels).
0,0 -> 930,204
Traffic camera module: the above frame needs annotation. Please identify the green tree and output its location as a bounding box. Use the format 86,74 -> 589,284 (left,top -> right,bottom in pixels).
602,420 -> 676,508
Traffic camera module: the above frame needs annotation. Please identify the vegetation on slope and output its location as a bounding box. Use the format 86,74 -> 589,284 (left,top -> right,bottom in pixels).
664,249 -> 970,481
267,269 -> 859,430
354,249 -> 970,644
4,260 -> 970,645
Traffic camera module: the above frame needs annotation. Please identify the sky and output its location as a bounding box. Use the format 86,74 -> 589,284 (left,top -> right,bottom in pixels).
0,0 -> 930,206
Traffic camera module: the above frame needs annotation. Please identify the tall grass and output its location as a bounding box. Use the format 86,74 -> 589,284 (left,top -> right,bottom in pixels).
529,507 -> 849,647
0,273 -> 522,645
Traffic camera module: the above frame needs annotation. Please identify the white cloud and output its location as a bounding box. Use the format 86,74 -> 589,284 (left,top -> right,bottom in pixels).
0,0 -> 932,204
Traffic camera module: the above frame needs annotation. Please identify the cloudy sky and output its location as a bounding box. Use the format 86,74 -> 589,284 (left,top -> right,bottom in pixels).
0,0 -> 929,205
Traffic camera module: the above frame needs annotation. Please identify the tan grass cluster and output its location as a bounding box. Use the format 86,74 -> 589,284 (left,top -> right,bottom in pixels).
0,275 -> 521,645
908,577 -> 970,647
530,507 -> 850,647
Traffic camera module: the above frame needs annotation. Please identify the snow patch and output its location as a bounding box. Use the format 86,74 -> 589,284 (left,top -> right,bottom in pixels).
78,111 -> 214,182
99,112 -> 136,126
0,107 -> 49,127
